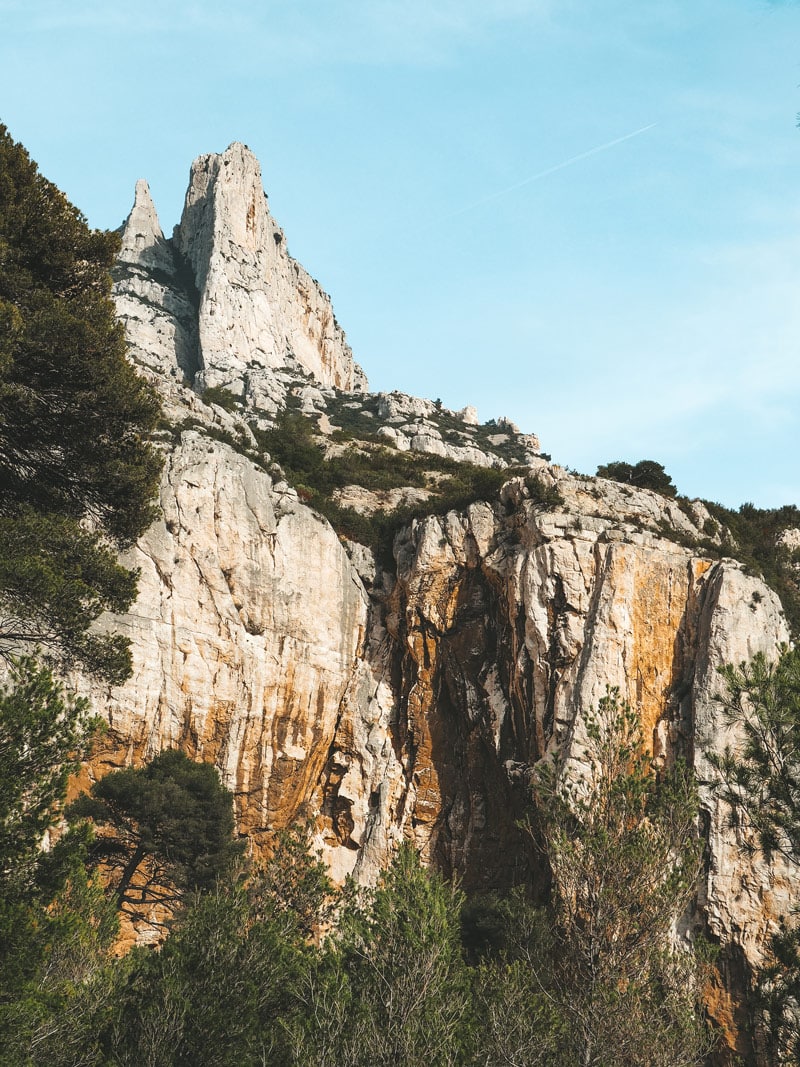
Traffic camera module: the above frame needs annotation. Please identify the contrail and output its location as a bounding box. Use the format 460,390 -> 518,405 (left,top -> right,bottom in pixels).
438,122 -> 658,222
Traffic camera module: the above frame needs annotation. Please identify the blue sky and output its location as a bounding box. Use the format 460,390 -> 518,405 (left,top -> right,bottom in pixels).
3,0 -> 800,507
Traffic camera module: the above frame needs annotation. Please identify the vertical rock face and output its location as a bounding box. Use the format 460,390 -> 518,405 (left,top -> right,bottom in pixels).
83,448 -> 791,990
82,432 -> 380,855
113,143 -> 366,406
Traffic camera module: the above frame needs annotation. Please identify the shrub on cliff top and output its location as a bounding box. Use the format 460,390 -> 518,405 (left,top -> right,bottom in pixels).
255,409 -> 510,566
596,459 -> 678,498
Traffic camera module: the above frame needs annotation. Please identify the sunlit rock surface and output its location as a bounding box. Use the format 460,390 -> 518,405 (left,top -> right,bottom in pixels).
80,140 -> 799,1055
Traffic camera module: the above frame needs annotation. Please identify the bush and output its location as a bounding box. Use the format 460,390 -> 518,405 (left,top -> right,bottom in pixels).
525,473 -> 564,509
201,385 -> 240,412
596,459 -> 678,498
704,502 -> 800,638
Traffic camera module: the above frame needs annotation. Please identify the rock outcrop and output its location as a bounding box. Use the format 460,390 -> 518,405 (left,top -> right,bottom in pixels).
113,147 -> 544,470
84,141 -> 799,1056
113,143 -> 366,411
114,179 -> 199,382
175,143 -> 365,402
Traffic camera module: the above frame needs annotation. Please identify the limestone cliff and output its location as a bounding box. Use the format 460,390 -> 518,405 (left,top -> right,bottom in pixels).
84,142 -> 798,1055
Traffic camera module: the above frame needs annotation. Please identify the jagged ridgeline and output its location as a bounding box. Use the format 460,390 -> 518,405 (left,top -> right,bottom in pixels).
5,134 -> 800,1061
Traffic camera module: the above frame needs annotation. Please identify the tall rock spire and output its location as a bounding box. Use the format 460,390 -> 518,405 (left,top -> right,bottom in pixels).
113,180 -> 199,381
173,142 -> 366,400
118,179 -> 173,273
114,143 -> 366,403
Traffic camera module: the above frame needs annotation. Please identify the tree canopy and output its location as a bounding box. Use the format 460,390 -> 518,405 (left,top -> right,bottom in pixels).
0,656 -> 97,897
709,647 -> 800,1060
711,647 -> 800,864
596,459 -> 678,498
531,689 -> 708,1065
0,658 -> 117,1065
69,749 -> 244,917
0,123 -> 162,680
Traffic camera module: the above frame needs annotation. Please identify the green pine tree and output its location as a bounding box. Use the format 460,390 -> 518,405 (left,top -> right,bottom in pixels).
0,122 -> 162,682
0,659 -> 117,1067
68,749 -> 245,917
709,647 -> 800,1061
531,689 -> 709,1066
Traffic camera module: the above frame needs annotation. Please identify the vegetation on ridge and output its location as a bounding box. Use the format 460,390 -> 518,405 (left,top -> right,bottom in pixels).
598,457 -> 800,639
596,458 -> 678,498
255,408 -> 514,566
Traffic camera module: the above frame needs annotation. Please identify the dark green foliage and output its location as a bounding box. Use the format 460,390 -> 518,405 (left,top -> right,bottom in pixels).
0,659 -> 117,1066
710,647 -> 800,863
2,800 -> 711,1066
0,508 -> 138,682
0,123 -> 161,540
457,890 -> 570,1063
302,844 -> 476,1067
525,471 -> 564,508
530,689 -> 709,1065
0,862 -> 118,1067
69,749 -> 243,915
311,501 -> 414,568
324,392 -> 385,441
105,878 -> 307,1067
254,410 -> 327,483
702,516 -> 720,537
465,420 -> 534,464
754,918 -> 800,1065
257,821 -> 337,937
255,410 -> 510,564
707,647 -> 800,1058
0,125 -> 162,680
705,501 -> 800,638
256,408 -> 443,493
654,517 -> 722,560
98,823 -> 332,1067
0,656 -> 97,895
597,458 -> 678,497
1,850 -> 120,1059
200,384 -> 240,412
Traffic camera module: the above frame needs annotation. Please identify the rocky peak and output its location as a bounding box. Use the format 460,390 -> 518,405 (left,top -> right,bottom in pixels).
114,142 -> 366,407
172,140 -> 365,401
176,142 -> 269,274
118,179 -> 172,273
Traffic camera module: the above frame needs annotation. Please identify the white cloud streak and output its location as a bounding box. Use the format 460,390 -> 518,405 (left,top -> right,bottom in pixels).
435,123 -> 659,222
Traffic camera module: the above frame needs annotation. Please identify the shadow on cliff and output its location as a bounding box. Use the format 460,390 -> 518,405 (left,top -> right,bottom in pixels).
393,564 -> 542,896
